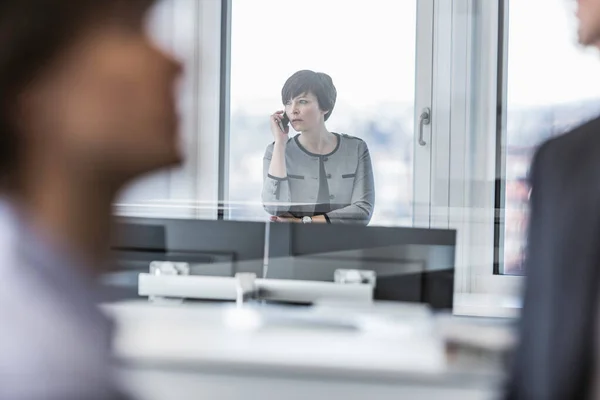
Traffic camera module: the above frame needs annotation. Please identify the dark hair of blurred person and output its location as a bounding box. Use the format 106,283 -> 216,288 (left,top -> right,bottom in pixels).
0,0 -> 182,398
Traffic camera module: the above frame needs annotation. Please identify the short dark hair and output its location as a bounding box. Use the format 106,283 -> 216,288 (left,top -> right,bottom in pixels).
281,70 -> 337,121
0,0 -> 155,184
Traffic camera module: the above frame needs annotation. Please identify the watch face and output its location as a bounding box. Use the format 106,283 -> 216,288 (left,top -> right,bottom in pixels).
302,216 -> 312,223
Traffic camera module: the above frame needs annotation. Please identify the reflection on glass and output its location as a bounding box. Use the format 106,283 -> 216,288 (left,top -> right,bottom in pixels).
262,70 -> 375,225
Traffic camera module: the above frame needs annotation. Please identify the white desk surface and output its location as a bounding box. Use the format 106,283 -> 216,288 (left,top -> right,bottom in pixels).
105,300 -> 506,400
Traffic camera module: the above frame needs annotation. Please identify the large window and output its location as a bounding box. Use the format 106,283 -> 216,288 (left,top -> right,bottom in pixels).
497,0 -> 600,275
117,0 -> 438,227
226,0 -> 423,226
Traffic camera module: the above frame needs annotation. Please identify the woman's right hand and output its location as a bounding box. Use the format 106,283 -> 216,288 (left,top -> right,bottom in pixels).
270,110 -> 289,144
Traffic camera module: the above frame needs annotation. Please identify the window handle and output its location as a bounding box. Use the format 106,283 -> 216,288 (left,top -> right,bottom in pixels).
418,107 -> 431,146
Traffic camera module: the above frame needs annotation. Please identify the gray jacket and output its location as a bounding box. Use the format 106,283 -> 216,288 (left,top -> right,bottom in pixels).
262,133 -> 375,225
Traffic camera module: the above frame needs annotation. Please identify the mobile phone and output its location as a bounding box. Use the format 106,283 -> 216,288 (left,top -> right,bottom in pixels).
278,113 -> 290,133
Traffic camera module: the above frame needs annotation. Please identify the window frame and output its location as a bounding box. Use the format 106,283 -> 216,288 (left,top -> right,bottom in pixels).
493,0 -> 510,276
218,0 -> 231,220
442,0 -> 523,316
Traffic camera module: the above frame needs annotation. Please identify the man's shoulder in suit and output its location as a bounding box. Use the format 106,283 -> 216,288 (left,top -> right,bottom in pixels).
533,114 -> 600,176
539,114 -> 600,159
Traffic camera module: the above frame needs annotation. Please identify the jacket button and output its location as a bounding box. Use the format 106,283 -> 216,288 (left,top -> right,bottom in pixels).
327,174 -> 332,179
329,195 -> 335,200
323,157 -> 329,162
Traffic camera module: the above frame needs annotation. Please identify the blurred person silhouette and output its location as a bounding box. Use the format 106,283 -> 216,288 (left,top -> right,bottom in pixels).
0,0 -> 182,399
262,70 -> 375,225
506,0 -> 600,399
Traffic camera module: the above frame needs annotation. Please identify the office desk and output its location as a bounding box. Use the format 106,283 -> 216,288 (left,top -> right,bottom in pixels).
106,301 -> 506,400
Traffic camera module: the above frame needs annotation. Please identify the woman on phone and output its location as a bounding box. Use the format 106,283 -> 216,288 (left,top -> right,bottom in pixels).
262,70 -> 375,225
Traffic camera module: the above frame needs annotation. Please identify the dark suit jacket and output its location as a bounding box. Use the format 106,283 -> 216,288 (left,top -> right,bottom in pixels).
506,115 -> 600,399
